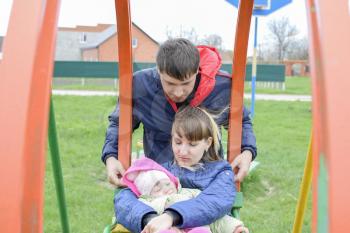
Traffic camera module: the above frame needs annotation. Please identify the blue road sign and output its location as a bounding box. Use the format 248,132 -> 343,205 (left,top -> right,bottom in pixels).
226,0 -> 292,16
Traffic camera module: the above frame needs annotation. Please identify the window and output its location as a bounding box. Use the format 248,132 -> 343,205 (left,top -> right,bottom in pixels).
80,33 -> 87,43
132,38 -> 138,48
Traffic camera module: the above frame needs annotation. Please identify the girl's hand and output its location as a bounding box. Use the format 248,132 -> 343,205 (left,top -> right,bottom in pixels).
141,213 -> 173,233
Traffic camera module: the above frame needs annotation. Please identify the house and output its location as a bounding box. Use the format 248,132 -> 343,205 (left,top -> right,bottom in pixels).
55,23 -> 159,62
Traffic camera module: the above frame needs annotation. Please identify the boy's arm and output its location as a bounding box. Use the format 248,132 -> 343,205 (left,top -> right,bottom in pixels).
165,167 -> 236,229
219,106 -> 257,159
240,106 -> 257,159
114,188 -> 157,233
101,102 -> 141,186
218,105 -> 257,182
101,103 -> 141,163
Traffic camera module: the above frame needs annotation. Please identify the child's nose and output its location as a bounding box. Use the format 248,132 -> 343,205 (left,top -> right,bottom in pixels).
179,145 -> 189,154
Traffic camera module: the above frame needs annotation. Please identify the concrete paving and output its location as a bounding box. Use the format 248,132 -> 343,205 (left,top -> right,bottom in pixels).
52,89 -> 311,102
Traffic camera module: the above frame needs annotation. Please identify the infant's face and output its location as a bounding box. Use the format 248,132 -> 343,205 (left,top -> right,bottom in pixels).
150,178 -> 177,198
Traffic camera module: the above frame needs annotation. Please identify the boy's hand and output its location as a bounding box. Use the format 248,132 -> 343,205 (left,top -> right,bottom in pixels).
141,213 -> 173,233
231,150 -> 252,182
106,157 -> 126,187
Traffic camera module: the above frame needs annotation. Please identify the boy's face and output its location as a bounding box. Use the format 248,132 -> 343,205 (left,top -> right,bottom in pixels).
150,178 -> 177,198
159,72 -> 197,103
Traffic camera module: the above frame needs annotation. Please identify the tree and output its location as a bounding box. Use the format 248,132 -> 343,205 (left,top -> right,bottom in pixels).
166,26 -> 200,45
165,27 -> 224,50
286,37 -> 309,60
200,34 -> 223,51
267,17 -> 299,62
165,27 -> 228,60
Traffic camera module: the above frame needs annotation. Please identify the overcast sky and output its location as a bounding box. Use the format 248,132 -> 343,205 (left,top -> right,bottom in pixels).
1,0 -> 308,53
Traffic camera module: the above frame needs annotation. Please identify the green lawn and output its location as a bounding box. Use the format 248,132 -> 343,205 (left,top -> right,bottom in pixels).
244,76 -> 311,95
53,76 -> 311,95
52,78 -> 118,91
45,96 -> 312,233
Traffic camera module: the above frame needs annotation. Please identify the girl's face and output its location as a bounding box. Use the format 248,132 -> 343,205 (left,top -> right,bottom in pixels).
172,133 -> 212,167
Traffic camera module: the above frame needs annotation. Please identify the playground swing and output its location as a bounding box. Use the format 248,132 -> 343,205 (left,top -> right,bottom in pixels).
3,0 -> 350,232
103,0 -> 255,232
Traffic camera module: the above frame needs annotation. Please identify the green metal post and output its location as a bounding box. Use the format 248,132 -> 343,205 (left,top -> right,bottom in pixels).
48,97 -> 70,233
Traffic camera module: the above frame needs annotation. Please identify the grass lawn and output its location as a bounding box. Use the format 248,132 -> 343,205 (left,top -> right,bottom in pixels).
45,96 -> 312,233
244,76 -> 311,95
53,76 -> 311,95
52,78 -> 118,91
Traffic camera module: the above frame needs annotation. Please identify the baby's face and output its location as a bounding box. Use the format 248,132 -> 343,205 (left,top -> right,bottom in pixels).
150,178 -> 177,198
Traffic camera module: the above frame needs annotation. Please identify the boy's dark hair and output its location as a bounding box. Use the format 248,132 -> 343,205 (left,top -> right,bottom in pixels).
156,38 -> 200,81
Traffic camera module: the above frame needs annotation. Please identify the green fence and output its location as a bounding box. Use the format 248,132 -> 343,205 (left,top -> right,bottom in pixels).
53,61 -> 155,78
53,61 -> 285,83
221,63 -> 285,82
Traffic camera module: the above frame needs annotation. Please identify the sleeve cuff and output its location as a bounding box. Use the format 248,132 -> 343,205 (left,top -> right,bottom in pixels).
241,147 -> 257,161
141,212 -> 158,229
103,154 -> 118,164
164,208 -> 183,226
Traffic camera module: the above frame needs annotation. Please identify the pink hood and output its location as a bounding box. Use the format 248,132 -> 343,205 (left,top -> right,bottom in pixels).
122,157 -> 179,197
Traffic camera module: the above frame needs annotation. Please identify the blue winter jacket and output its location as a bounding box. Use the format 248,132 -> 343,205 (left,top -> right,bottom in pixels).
114,160 -> 236,233
101,62 -> 257,164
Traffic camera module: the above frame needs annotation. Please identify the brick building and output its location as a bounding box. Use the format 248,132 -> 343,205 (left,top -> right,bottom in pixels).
55,23 -> 159,62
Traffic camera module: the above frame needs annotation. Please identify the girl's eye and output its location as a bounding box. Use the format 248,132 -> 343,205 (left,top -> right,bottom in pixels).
190,143 -> 198,146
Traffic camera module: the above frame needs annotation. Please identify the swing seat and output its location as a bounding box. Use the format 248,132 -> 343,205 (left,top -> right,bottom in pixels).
103,190 -> 244,233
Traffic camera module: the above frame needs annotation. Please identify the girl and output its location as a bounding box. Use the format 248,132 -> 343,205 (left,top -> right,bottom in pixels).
115,106 -> 248,233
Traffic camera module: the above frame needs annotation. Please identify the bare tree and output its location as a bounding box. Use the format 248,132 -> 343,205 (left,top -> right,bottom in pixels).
166,26 -> 200,45
267,17 -> 299,62
165,27 -> 227,60
200,34 -> 223,50
287,36 -> 309,60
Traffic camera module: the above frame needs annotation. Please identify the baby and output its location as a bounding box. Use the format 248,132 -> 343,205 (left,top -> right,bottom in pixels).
122,157 -> 249,233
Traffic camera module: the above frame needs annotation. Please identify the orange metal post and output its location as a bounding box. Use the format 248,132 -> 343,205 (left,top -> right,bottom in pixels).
307,0 -> 350,232
227,0 -> 254,164
0,0 -> 60,232
115,0 -> 133,169
305,0 -> 323,231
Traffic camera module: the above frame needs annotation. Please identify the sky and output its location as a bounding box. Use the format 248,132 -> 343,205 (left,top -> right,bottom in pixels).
0,0 -> 308,54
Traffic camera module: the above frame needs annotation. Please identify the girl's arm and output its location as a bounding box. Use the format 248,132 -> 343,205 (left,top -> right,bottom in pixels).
166,167 -> 236,229
114,188 -> 157,233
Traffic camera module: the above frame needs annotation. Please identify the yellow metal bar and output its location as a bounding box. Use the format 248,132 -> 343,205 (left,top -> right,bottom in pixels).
292,133 -> 313,233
